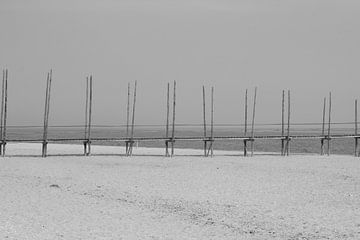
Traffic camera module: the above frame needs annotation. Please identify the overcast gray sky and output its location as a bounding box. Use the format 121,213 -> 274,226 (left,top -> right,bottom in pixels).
0,0 -> 359,127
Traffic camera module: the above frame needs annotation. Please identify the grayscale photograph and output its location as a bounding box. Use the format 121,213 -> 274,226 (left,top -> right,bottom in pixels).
0,0 -> 359,239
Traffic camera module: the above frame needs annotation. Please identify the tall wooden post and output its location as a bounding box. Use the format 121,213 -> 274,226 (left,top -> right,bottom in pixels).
171,81 -> 176,156
3,69 -> 8,156
0,70 -> 5,155
250,87 -> 257,156
127,80 -> 137,156
125,82 -> 131,154
321,97 -> 326,155
1,69 -> 8,156
285,90 -> 291,156
165,82 -> 170,156
42,70 -> 52,157
209,86 -> 214,157
327,92 -> 332,156
355,99 -> 358,157
202,86 -> 207,156
126,82 -> 130,138
243,89 -> 248,156
281,90 -> 285,156
83,77 -> 89,155
42,73 -> 49,157
86,75 -> 93,156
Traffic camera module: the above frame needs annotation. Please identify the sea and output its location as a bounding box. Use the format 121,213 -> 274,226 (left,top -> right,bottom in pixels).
4,125 -> 358,156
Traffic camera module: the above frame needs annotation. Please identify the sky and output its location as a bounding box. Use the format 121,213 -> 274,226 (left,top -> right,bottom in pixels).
0,0 -> 359,127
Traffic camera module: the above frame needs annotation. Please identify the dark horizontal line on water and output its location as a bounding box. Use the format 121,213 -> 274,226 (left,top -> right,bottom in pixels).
5,134 -> 360,142
3,122 -> 360,128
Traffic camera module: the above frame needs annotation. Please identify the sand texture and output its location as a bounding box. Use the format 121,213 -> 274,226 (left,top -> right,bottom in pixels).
0,143 -> 359,239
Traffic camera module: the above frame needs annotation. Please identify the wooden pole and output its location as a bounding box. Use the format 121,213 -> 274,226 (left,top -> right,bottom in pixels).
321,97 -> 326,155
250,87 -> 257,156
126,82 -> 130,138
87,75 -> 93,155
165,82 -> 170,156
45,70 -> 52,155
125,82 -> 130,154
286,90 -> 291,156
2,69 -> 8,156
0,69 -> 4,155
45,70 -> 52,135
209,86 -> 214,157
327,92 -> 332,156
42,72 -> 50,157
244,89 -> 248,137
129,80 -> 137,156
281,90 -> 285,156
171,80 -> 176,156
202,85 -> 207,156
355,99 -> 358,156
84,77 -> 89,155
166,82 -> 170,138
243,89 -> 248,156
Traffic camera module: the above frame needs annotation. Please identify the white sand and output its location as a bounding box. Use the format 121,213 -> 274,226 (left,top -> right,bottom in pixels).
1,143 -> 359,239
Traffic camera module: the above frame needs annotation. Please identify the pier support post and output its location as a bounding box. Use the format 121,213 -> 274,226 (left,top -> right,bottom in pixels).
165,83 -> 170,157
355,99 -> 358,157
243,89 -> 248,156
170,81 -> 176,157
327,92 -> 332,156
320,97 -> 326,155
42,70 -> 52,157
250,87 -> 257,156
170,139 -> 175,157
281,90 -> 285,156
243,139 -> 248,156
42,141 -> 48,158
126,80 -> 137,157
1,141 -> 6,157
285,90 -> 291,156
165,140 -> 170,157
83,76 -> 93,156
125,140 -> 134,156
0,69 -> 8,157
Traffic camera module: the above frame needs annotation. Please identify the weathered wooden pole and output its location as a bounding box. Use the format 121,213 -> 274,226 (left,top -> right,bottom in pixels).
243,89 -> 248,156
45,70 -> 52,135
45,70 -> 52,156
83,77 -> 89,155
125,82 -> 131,154
321,97 -> 326,155
285,90 -> 291,156
281,90 -> 285,156
355,99 -> 358,157
250,87 -> 257,156
327,92 -> 332,156
209,86 -> 214,157
1,69 -> 8,156
126,82 -> 130,138
86,75 -> 93,156
42,70 -> 52,157
165,82 -> 170,156
171,80 -> 176,156
202,85 -> 207,156
0,70 -> 5,155
126,80 -> 136,156
42,72 -> 49,157
126,80 -> 137,156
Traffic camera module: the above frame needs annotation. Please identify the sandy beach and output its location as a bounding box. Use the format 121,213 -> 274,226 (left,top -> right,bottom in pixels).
0,143 -> 359,239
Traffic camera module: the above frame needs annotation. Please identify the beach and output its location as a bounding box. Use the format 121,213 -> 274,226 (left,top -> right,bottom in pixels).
0,143 -> 359,239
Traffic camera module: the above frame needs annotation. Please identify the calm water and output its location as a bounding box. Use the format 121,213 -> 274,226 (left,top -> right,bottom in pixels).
4,125 -> 358,156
